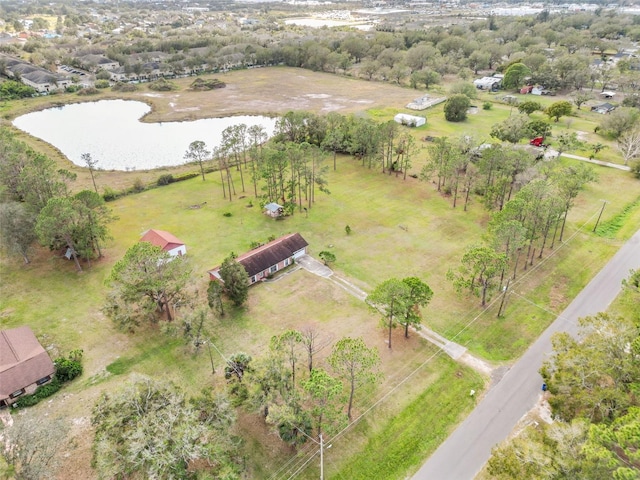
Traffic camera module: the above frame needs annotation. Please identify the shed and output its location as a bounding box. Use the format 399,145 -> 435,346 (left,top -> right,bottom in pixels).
473,76 -> 501,90
591,102 -> 616,114
393,113 -> 426,127
0,326 -> 55,407
140,229 -> 186,257
264,202 -> 284,218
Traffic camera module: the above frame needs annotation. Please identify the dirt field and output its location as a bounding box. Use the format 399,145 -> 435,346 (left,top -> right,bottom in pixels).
128,67 -> 421,121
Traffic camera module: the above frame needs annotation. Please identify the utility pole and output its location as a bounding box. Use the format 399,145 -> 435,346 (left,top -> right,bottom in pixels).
593,199 -> 609,233
320,433 -> 324,480
497,279 -> 511,318
206,340 -> 215,375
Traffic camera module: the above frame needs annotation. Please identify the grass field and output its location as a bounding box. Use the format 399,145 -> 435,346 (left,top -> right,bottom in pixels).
1,67 -> 640,479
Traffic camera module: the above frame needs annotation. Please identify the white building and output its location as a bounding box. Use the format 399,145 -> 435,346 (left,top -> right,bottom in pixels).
394,113 -> 426,127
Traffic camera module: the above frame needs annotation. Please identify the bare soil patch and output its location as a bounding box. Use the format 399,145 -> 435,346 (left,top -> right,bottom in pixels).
129,67 -> 419,122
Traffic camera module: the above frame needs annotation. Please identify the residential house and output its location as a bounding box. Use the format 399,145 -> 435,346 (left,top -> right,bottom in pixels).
109,66 -> 131,82
21,70 -> 72,93
0,326 -> 55,407
140,229 -> 186,257
78,54 -> 120,72
0,53 -> 71,93
208,233 -> 309,285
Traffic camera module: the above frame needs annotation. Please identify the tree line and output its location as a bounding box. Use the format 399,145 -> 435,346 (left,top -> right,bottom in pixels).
0,128 -> 113,270
8,5 -> 640,100
433,138 -> 598,306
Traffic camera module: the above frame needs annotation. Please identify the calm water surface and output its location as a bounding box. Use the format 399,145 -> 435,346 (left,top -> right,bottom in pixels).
12,99 -> 277,171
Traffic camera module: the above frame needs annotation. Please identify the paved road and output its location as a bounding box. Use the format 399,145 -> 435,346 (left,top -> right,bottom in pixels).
413,228 -> 640,480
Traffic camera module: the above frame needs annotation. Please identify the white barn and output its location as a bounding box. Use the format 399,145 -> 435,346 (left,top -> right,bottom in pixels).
394,113 -> 426,127
473,76 -> 502,90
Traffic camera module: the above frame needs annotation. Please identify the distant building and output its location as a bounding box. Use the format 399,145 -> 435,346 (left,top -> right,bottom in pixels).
0,53 -> 71,93
0,326 -> 55,407
77,54 -> 120,72
591,102 -> 616,114
473,76 -> 501,90
394,113 -> 426,127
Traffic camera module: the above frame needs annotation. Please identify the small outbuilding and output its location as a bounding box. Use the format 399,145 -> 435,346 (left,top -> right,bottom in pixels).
0,326 -> 55,407
140,229 -> 186,257
264,202 -> 284,218
473,76 -> 502,91
591,102 -> 616,114
394,113 -> 426,127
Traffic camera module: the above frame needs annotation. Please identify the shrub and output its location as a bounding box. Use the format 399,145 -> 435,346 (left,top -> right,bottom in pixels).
13,378 -> 61,408
95,70 -> 111,80
189,78 -> 226,91
223,212 -> 232,217
94,79 -> 110,89
482,102 -> 492,110
132,178 -> 146,193
112,82 -> 138,92
157,174 -> 174,186
444,94 -> 471,122
449,81 -> 478,99
148,78 -> 178,91
65,85 -> 82,93
632,160 -> 640,179
172,171 -> 199,183
103,186 -> 120,202
13,350 -> 83,409
77,87 -> 99,96
54,356 -> 83,382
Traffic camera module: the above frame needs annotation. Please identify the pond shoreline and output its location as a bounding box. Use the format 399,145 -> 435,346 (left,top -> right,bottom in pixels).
12,99 -> 277,171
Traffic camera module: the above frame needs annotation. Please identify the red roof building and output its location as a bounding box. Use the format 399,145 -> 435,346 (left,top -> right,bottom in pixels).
140,229 -> 186,257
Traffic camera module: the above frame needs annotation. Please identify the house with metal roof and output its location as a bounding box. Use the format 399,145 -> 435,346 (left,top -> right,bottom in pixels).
0,326 -> 55,407
208,233 -> 308,285
264,202 -> 284,218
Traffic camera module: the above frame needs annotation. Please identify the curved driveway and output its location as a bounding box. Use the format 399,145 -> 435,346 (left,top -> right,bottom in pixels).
413,228 -> 640,480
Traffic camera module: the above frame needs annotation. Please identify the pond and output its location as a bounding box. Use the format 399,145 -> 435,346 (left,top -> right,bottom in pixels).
12,99 -> 277,171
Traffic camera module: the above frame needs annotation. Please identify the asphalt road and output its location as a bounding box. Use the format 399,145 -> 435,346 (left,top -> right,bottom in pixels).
413,228 -> 640,480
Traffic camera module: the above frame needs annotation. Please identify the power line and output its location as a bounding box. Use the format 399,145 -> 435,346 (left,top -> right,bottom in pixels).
274,205 -> 603,479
